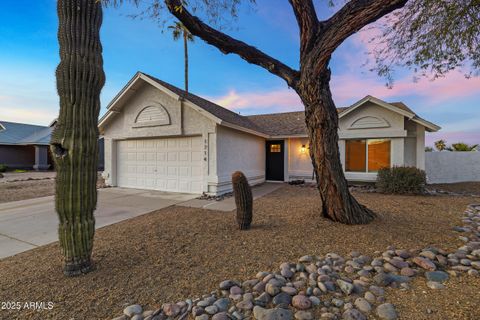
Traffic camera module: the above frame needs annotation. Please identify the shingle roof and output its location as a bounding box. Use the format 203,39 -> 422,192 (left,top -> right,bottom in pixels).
0,121 -> 52,145
142,73 -> 265,134
246,107 -> 349,136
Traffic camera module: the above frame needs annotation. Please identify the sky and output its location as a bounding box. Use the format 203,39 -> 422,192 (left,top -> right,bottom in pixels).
0,1 -> 479,146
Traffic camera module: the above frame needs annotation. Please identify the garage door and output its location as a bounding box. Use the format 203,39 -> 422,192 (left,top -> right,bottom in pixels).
116,136 -> 203,193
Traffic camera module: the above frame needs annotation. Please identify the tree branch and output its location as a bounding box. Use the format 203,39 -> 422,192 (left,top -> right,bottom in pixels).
164,0 -> 300,87
312,0 -> 408,72
288,0 -> 319,56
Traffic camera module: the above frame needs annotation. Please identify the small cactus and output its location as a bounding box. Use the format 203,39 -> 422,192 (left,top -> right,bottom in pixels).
232,171 -> 253,230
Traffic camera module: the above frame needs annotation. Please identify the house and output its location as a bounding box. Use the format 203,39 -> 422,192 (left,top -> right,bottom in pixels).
99,72 -> 440,195
0,120 -> 105,171
0,121 -> 53,170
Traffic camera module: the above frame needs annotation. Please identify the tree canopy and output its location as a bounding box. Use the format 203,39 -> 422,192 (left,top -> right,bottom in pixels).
372,0 -> 480,84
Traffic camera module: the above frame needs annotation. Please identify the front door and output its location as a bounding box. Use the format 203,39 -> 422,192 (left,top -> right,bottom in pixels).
266,140 -> 284,181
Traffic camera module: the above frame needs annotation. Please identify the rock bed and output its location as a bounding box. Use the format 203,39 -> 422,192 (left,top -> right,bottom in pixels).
197,192 -> 234,201
112,204 -> 480,320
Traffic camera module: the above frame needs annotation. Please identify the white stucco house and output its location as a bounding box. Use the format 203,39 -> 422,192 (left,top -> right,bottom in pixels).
99,72 -> 440,195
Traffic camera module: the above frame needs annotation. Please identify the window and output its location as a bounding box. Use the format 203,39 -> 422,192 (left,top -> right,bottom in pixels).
345,139 -> 391,173
346,140 -> 366,172
367,139 -> 391,172
270,144 -> 281,153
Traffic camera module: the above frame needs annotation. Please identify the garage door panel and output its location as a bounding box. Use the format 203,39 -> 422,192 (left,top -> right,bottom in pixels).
117,136 -> 203,193
167,152 -> 177,161
179,151 -> 189,161
192,151 -> 202,161
179,167 -> 189,177
191,166 -> 202,177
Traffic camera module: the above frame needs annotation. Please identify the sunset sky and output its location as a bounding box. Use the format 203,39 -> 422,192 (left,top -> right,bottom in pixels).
0,0 -> 478,146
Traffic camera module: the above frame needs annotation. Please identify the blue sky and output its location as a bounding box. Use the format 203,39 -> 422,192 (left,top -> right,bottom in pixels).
0,0 -> 479,146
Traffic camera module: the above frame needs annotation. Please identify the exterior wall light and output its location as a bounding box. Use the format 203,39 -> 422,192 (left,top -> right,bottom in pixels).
301,144 -> 307,154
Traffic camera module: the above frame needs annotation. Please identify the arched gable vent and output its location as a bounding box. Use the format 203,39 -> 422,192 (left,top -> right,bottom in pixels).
134,105 -> 170,127
349,116 -> 390,129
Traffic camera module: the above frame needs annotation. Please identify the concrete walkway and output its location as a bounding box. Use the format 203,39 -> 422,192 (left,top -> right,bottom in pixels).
177,182 -> 284,211
0,188 -> 196,259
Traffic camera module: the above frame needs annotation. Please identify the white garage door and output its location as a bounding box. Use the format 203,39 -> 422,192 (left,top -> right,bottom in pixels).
116,136 -> 203,193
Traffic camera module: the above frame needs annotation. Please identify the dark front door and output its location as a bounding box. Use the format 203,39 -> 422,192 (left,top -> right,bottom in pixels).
266,140 -> 284,181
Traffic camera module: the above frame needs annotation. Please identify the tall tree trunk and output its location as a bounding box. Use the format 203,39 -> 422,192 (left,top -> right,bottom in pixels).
296,67 -> 375,224
184,33 -> 189,93
51,0 -> 105,276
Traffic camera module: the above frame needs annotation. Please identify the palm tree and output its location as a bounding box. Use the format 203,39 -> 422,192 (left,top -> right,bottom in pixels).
168,21 -> 194,93
434,139 -> 447,151
51,0 -> 105,276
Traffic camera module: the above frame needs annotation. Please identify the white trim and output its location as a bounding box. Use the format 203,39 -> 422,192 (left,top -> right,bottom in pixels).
339,130 -> 407,139
411,117 -> 441,132
99,72 -> 183,129
219,121 -> 269,138
339,95 -> 415,119
270,134 -> 309,139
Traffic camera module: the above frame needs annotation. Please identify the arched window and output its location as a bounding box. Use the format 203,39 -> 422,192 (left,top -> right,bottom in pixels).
133,105 -> 170,127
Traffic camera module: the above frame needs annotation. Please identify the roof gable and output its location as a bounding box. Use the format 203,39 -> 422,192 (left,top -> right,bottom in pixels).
99,72 -> 267,136
339,95 -> 440,132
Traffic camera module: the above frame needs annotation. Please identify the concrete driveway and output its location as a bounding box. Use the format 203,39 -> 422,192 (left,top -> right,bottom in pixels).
0,188 -> 196,259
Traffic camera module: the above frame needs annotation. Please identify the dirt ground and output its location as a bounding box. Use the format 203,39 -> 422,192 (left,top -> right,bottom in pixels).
428,181 -> 480,195
0,186 -> 479,319
0,174 -> 105,203
0,179 -> 55,203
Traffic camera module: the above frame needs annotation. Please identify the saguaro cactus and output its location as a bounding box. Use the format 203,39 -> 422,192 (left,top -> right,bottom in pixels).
51,0 -> 105,276
232,171 -> 253,230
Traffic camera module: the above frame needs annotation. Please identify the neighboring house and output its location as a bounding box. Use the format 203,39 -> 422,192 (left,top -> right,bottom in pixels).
0,121 -> 53,170
99,72 -> 440,195
0,120 -> 105,171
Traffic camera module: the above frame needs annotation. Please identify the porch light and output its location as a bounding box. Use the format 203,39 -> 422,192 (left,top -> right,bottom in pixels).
301,144 -> 307,154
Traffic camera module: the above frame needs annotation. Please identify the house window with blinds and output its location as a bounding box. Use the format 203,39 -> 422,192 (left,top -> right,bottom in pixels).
345,139 -> 391,172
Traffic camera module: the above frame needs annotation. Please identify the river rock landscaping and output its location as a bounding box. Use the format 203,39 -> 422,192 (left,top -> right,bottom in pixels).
113,204 -> 480,320
1,185 -> 479,320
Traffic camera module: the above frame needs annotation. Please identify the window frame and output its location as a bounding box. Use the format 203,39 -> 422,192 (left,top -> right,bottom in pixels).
345,138 -> 391,173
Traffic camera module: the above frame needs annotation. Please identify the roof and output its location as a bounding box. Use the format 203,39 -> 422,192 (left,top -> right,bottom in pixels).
246,108 -> 348,136
99,73 -> 440,137
144,73 -> 265,134
0,121 -> 52,145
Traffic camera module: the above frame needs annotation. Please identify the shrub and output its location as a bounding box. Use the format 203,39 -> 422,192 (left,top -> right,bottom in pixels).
0,164 -> 7,172
376,166 -> 426,194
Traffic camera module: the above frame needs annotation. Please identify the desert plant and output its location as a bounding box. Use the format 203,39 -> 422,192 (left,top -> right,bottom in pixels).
232,171 -> 252,230
376,166 -> 426,194
51,0 -> 105,276
425,146 -> 433,152
451,142 -> 478,152
0,164 -> 7,172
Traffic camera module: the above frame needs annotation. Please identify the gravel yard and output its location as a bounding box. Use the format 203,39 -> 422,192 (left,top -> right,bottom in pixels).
0,173 -> 105,203
0,185 -> 479,319
0,179 -> 55,203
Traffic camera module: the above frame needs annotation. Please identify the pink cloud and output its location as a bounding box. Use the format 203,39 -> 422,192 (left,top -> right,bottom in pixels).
426,131 -> 480,146
205,70 -> 479,115
205,88 -> 302,113
331,71 -> 480,106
